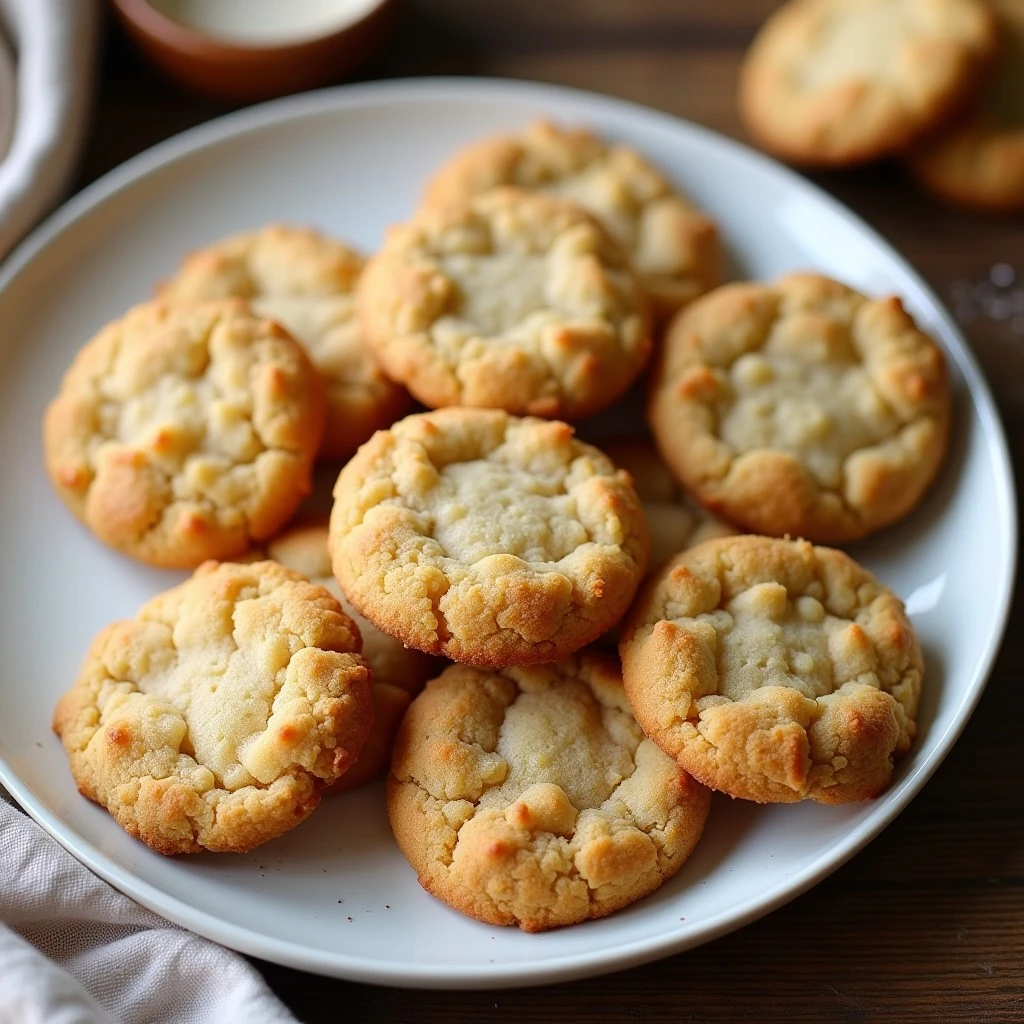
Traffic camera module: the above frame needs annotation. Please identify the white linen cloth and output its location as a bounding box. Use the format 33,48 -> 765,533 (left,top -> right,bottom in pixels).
0,794 -> 299,1023
0,0 -> 99,261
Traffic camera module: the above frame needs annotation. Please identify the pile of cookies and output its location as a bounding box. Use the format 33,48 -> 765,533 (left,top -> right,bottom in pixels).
43,119 -> 950,933
739,0 -> 1024,212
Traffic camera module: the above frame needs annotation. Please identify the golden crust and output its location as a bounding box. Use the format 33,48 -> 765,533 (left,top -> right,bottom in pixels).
647,274 -> 951,543
739,0 -> 998,167
908,0 -> 1024,212
266,519 -> 441,791
52,561 -> 374,855
601,440 -> 735,572
356,187 -> 651,420
387,653 -> 712,931
43,300 -> 325,569
619,536 -> 924,805
157,224 -> 411,461
422,120 -> 721,318
329,409 -> 649,667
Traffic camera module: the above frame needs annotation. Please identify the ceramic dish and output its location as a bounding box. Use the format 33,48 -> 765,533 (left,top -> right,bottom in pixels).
0,78 -> 1014,989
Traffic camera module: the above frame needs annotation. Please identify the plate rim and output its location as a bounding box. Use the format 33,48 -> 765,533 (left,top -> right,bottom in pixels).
0,75 -> 1016,989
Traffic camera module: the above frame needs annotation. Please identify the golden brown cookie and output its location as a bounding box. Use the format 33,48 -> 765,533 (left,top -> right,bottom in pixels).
329,409 -> 649,667
158,224 -> 411,461
53,560 -> 373,854
908,0 -> 1024,212
601,440 -> 735,572
356,187 -> 651,420
43,300 -> 325,568
647,274 -> 950,543
422,120 -> 721,317
266,519 -> 440,791
387,653 -> 712,931
739,0 -> 998,167
619,536 -> 923,805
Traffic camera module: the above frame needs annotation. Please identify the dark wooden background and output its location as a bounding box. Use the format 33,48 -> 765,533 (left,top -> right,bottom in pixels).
85,3 -> 1024,1020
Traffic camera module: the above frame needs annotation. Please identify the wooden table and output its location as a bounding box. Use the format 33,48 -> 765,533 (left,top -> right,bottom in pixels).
84,4 -> 1024,1020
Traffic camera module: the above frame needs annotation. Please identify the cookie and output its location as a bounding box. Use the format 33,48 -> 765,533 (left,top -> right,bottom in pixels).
422,120 -> 721,317
266,519 -> 440,791
53,560 -> 373,854
619,536 -> 923,805
647,274 -> 950,543
387,653 -> 712,931
739,0 -> 998,166
329,409 -> 649,667
43,300 -> 325,568
356,187 -> 651,420
158,225 -> 411,461
908,0 -> 1024,212
601,440 -> 734,571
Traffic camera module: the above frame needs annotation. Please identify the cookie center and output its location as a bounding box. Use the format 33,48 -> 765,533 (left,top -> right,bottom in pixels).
717,317 -> 900,488
695,581 -> 882,702
428,460 -> 589,564
440,252 -> 549,337
982,19 -> 1024,128
477,684 -> 637,812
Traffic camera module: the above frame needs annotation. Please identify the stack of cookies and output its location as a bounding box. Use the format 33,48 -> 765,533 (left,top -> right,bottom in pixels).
43,118 -> 951,933
739,0 -> 1024,212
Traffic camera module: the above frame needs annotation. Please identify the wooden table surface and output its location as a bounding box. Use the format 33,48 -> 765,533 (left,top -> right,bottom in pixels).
84,3 -> 1024,1020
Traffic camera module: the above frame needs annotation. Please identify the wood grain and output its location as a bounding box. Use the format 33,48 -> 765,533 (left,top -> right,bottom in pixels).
82,3 -> 1024,1019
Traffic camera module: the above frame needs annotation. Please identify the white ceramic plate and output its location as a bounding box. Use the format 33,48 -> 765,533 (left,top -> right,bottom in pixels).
0,78 -> 1015,990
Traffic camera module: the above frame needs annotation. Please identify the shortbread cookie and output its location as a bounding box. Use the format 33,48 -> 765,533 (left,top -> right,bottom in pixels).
44,300 -> 325,568
423,120 -> 721,317
357,188 -> 651,420
388,653 -> 712,931
647,274 -> 950,543
329,409 -> 649,667
53,560 -> 373,854
619,536 -> 923,804
909,1 -> 1024,211
602,440 -> 734,571
266,519 -> 440,791
739,0 -> 998,166
158,225 -> 411,460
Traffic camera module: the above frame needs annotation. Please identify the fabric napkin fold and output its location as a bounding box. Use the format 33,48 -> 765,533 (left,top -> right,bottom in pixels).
0,794 -> 298,1024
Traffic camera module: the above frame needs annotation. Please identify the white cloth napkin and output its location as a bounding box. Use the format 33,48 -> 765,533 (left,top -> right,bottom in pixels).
0,795 -> 299,1024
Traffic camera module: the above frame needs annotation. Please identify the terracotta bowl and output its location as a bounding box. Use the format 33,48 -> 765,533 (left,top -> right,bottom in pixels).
110,0 -> 397,103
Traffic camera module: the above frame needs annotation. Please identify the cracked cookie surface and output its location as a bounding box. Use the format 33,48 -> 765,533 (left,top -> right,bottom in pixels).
602,440 -> 734,572
157,224 -> 411,460
739,0 -> 997,166
53,560 -> 374,854
267,519 -> 440,791
329,409 -> 649,667
422,120 -> 721,317
647,274 -> 950,543
43,300 -> 325,568
387,653 -> 711,931
356,187 -> 651,420
908,0 -> 1024,212
619,535 -> 923,804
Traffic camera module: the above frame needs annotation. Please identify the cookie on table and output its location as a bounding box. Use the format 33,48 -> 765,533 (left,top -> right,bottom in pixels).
387,653 -> 712,931
158,224 -> 411,461
647,274 -> 950,543
43,300 -> 325,568
53,560 -> 373,854
356,187 -> 651,420
908,0 -> 1024,212
329,409 -> 649,667
266,519 -> 440,792
620,536 -> 923,805
739,0 -> 998,166
601,440 -> 734,572
422,120 -> 721,317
